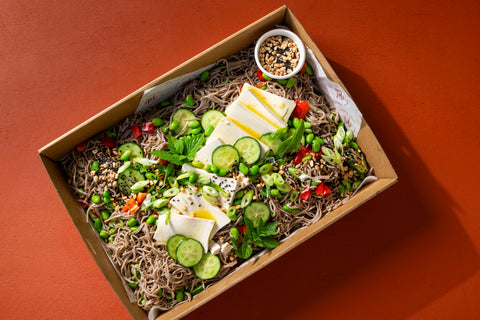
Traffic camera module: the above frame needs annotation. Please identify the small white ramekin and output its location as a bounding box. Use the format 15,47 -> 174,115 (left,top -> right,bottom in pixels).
254,29 -> 306,80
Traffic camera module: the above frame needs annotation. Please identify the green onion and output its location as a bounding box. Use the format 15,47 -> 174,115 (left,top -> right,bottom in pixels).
241,190 -> 254,208
226,207 -> 237,221
202,186 -> 218,197
163,188 -> 179,197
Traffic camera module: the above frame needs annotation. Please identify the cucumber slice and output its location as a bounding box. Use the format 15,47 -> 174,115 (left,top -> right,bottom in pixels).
176,238 -> 204,267
211,145 -> 239,171
118,142 -> 144,160
117,169 -> 146,194
193,252 -> 221,280
167,234 -> 187,261
201,110 -> 224,130
259,133 -> 282,153
244,201 -> 271,228
172,108 -> 196,135
233,137 -> 261,165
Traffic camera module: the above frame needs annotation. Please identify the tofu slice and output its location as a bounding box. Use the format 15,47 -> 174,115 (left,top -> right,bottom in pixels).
235,89 -> 287,128
225,101 -> 278,139
154,209 -> 215,252
242,83 -> 296,121
194,137 -> 224,165
169,187 -> 231,238
207,117 -> 270,156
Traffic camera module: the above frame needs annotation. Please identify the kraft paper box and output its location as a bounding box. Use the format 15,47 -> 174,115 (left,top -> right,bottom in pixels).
39,6 -> 397,320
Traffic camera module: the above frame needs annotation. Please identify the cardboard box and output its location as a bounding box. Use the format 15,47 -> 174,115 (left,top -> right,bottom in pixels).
39,6 -> 397,320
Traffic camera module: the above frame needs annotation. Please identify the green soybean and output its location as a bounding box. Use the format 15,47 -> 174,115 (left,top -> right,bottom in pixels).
191,127 -> 202,135
94,218 -> 102,231
169,119 -> 179,131
286,77 -> 295,88
249,164 -> 259,175
292,117 -> 301,128
161,125 -> 169,133
217,169 -> 227,177
160,100 -> 171,107
304,122 -> 312,129
99,230 -> 109,239
210,164 -> 218,173
277,79 -> 288,85
185,95 -> 194,106
306,133 -> 314,144
230,227 -> 240,240
205,164 -> 213,173
108,236 -> 114,242
103,196 -> 111,204
188,172 -> 198,184
109,228 -> 117,235
239,163 -> 249,175
262,73 -> 272,81
204,125 -> 214,136
128,218 -> 137,227
152,118 -> 164,127
128,282 -> 138,289
200,71 -> 210,82
305,128 -> 313,134
282,205 -> 292,212
270,189 -> 279,196
175,289 -> 184,302
105,129 -> 116,138
102,190 -> 111,198
130,226 -> 139,232
191,161 -> 204,168
188,120 -> 200,128
120,150 -> 131,161
338,186 -> 345,195
350,141 -> 359,150
91,161 -> 99,172
259,163 -> 272,175
101,210 -> 110,221
342,180 -> 352,190
91,194 -> 100,203
146,214 -> 157,225
312,138 -> 321,152
305,65 -> 313,76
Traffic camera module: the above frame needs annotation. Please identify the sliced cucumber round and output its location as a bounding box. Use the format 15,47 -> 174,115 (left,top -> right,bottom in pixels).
172,108 -> 196,135
176,238 -> 204,267
201,110 -> 224,130
233,137 -> 261,165
259,133 -> 282,153
117,169 -> 145,194
167,234 -> 187,261
193,252 -> 221,280
244,201 -> 271,228
211,145 -> 239,172
118,142 -> 144,160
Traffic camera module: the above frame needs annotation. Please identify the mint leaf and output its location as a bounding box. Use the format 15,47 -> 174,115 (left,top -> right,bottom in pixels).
150,150 -> 185,165
236,241 -> 253,259
257,221 -> 277,237
255,236 -> 279,249
184,134 -> 205,161
275,121 -> 305,158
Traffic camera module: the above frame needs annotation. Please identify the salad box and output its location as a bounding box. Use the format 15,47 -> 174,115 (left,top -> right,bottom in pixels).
39,6 -> 397,320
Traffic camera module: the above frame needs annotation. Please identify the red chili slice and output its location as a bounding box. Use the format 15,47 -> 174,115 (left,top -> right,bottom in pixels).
300,188 -> 311,201
75,142 -> 87,153
101,137 -> 116,148
291,99 -> 309,119
257,69 -> 267,81
142,121 -> 154,134
131,124 -> 142,139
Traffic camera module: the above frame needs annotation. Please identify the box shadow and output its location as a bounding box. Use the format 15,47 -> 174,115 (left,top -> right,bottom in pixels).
182,60 -> 480,320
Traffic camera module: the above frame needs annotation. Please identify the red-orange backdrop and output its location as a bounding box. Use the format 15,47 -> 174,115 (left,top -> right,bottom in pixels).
1,0 -> 479,319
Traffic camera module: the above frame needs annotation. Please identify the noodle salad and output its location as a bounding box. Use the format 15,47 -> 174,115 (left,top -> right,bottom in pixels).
61,45 -> 371,312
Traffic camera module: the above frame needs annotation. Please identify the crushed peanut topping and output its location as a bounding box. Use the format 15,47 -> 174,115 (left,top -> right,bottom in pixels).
258,35 -> 299,76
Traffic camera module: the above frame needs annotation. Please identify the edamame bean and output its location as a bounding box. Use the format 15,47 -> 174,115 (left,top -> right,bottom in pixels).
286,77 -> 295,88
160,100 -> 171,107
205,164 -> 213,173
91,194 -> 100,203
169,119 -> 179,131
305,65 -> 313,76
304,122 -> 312,129
217,169 -> 227,177
91,161 -> 99,172
128,282 -> 138,289
191,127 -> 202,135
249,164 -> 259,175
128,218 -> 137,227
191,161 -> 204,168
108,236 -> 114,242
102,190 -> 110,198
200,71 -> 210,82
262,73 -> 272,81
239,163 -> 249,175
312,138 -> 322,152
109,228 -> 117,235
175,289 -> 184,302
94,218 -> 102,231
282,205 -> 292,212
146,214 -> 157,225
161,125 -> 169,133
188,120 -> 200,128
230,227 -> 240,240
305,128 -> 313,134
342,180 -> 352,190
292,117 -> 301,128
130,226 -> 139,232
210,164 -> 218,173
259,163 -> 272,174
277,79 -> 288,85
152,118 -> 164,127
306,133 -> 314,144
101,210 -> 110,221
204,125 -> 214,136
188,172 -> 198,184
350,141 -> 359,150
270,189 -> 279,196
185,95 -> 194,106
338,186 -> 345,195
103,196 -> 111,204
105,130 -> 116,138
99,230 -> 109,239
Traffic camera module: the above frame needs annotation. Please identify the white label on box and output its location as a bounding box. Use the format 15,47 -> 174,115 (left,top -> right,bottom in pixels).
136,64 -> 215,113
306,47 -> 363,136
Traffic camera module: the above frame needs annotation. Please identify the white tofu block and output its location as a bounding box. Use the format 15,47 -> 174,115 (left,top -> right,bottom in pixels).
235,89 -> 287,128
242,83 -> 296,122
225,101 -> 279,138
194,137 -> 224,165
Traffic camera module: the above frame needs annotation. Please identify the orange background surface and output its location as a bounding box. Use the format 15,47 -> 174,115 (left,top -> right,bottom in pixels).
1,0 -> 480,319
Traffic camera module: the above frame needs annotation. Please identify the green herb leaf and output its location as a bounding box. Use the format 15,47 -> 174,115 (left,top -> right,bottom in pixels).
150,150 -> 185,165
255,236 -> 279,249
257,221 -> 277,237
275,120 -> 305,158
168,135 -> 184,154
183,134 -> 205,161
